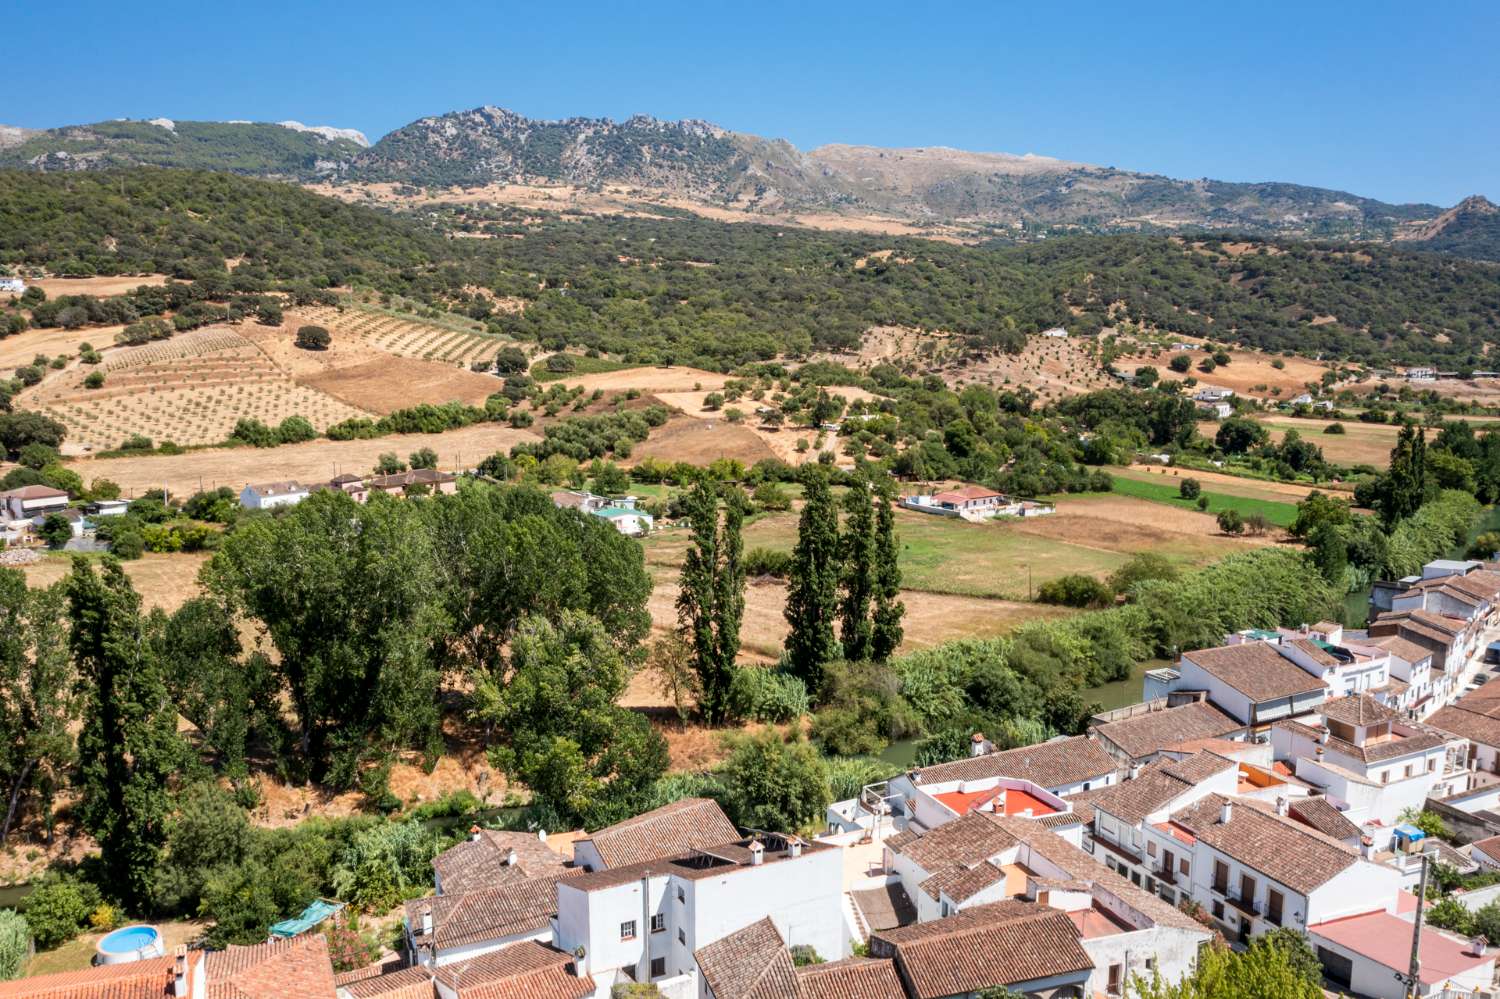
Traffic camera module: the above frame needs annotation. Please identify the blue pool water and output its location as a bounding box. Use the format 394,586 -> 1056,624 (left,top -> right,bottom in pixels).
99,926 -> 159,954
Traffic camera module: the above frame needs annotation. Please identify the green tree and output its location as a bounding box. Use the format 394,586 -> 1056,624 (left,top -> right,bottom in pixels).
67,558 -> 181,905
1380,422 -> 1429,526
1169,354 -> 1192,373
408,447 -> 439,470
869,484 -> 904,663
294,325 -> 330,350
784,470 -> 840,689
1308,523 -> 1348,585
1215,417 -> 1269,454
0,574 -> 75,845
591,460 -> 630,495
481,612 -> 667,826
676,481 -> 747,724
719,730 -> 831,832
838,477 -> 876,662
37,514 -> 71,549
155,781 -> 251,914
1178,478 -> 1201,499
204,491 -> 446,789
1217,508 -> 1245,534
0,909 -> 27,980
1132,937 -> 1320,999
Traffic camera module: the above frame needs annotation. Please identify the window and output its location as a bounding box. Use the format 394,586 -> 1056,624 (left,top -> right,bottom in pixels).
676,886 -> 685,904
1267,889 -> 1284,927
1382,770 -> 1389,784
941,901 -> 951,917
1212,900 -> 1225,920
1239,873 -> 1256,905
650,957 -> 666,979
1145,957 -> 1156,973
620,920 -> 636,941
1213,860 -> 1229,894
651,913 -> 666,933
1405,763 -> 1414,778
1429,758 -> 1438,773
678,928 -> 686,946
1147,841 -> 1157,857
1179,857 -> 1190,875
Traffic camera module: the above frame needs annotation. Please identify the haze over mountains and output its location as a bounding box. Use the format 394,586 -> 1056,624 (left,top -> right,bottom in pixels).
1,106 -> 1495,259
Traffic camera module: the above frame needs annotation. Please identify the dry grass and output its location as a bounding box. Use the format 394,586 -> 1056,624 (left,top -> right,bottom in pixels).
0,326 -> 123,370
627,415 -> 779,469
298,356 -> 502,414
293,304 -> 508,367
9,274 -> 168,299
554,366 -> 731,395
1125,344 -> 1333,400
20,552 -> 210,612
65,423 -> 541,497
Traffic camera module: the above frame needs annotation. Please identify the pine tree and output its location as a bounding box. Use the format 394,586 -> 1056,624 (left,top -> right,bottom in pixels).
838,477 -> 875,662
870,482 -> 906,663
675,481 -> 746,724
68,557 -> 180,906
784,469 -> 840,689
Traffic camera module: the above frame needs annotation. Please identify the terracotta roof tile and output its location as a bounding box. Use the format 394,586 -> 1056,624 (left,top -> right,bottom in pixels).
406,870 -> 581,952
694,918 -> 801,999
578,797 -> 739,869
1367,635 -> 1434,665
1169,794 -> 1358,894
1321,694 -> 1398,727
432,830 -> 570,895
1091,701 -> 1242,760
871,901 -> 1092,998
889,811 -> 1020,872
1287,797 -> 1362,843
910,736 -> 1117,790
917,861 -> 1006,903
0,956 -> 180,999
430,942 -> 590,999
339,966 -> 435,999
795,958 -> 906,999
206,934 -> 337,999
1182,643 -> 1326,702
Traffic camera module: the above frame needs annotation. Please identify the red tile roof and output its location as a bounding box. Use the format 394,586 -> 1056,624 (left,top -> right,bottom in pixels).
795,957 -> 906,999
339,966 -> 436,999
911,736 -> 1118,791
1168,794 -> 1359,894
694,917 -> 801,999
577,797 -> 739,869
406,870 -> 581,951
430,942 -> 591,999
1182,643 -> 1326,702
431,829 -> 570,895
1091,701 -> 1243,760
0,956 -> 180,999
205,934 -> 337,998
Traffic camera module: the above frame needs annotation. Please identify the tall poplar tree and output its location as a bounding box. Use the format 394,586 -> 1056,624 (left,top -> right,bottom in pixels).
68,558 -> 180,905
1380,422 -> 1430,526
838,477 -> 875,662
0,571 -> 75,846
676,480 -> 746,723
784,469 -> 840,689
870,482 -> 905,663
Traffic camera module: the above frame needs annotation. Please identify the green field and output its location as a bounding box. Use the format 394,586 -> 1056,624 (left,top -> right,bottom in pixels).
532,355 -> 639,382
1107,475 -> 1298,528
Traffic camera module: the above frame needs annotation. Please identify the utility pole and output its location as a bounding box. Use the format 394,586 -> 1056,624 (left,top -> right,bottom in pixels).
1405,851 -> 1429,999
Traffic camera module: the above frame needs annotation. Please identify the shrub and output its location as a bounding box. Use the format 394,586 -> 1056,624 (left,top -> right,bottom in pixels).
230,418 -> 278,448
295,326 -> 331,350
743,547 -> 793,578
718,730 -> 831,832
1178,478 -> 1201,499
22,874 -> 101,950
751,482 -> 791,512
110,530 -> 144,559
1324,422 -> 1346,434
0,910 -> 28,980
38,513 -> 72,548
275,416 -> 317,444
83,370 -> 105,389
1035,573 -> 1112,608
257,303 -> 283,326
324,925 -> 380,973
1168,354 -> 1193,373
329,821 -> 442,914
1217,508 -> 1245,534
545,353 -> 575,373
88,903 -> 119,932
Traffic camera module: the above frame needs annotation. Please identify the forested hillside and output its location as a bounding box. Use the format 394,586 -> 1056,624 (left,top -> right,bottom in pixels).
2,170 -> 1499,369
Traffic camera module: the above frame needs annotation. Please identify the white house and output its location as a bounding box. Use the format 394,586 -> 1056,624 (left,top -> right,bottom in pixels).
1089,698 -> 1245,765
1139,794 -> 1402,945
552,490 -> 653,536
573,798 -> 740,874
594,504 -> 653,537
553,831 -> 844,996
1192,386 -> 1235,403
1308,907 -> 1495,999
1406,367 -> 1437,381
900,485 -> 1009,521
239,481 -> 308,510
0,485 -> 70,521
1143,639 -> 1328,732
1195,400 -> 1233,419
1040,327 -> 1069,338
1430,683 -> 1500,780
0,278 -> 24,295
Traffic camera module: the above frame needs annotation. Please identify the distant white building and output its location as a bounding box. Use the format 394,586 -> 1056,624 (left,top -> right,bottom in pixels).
552,490 -> 653,536
0,278 -> 25,295
1193,387 -> 1235,403
0,485 -> 70,521
239,481 -> 308,510
1406,367 -> 1437,381
1040,327 -> 1069,338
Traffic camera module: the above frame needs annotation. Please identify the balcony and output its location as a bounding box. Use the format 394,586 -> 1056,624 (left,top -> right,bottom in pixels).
1094,836 -> 1143,866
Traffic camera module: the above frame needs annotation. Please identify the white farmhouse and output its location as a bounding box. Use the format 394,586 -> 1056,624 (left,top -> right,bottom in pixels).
239,481 -> 308,510
0,278 -> 24,295
0,485 -> 70,521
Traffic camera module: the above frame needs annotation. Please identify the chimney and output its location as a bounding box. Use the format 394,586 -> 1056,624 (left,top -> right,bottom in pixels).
507,847 -> 518,866
1275,797 -> 1288,817
537,829 -> 548,843
789,838 -> 803,858
1219,801 -> 1233,824
971,733 -> 987,758
421,905 -> 433,937
469,824 -> 482,842
1128,764 -> 1142,780
749,839 -> 765,866
571,945 -> 589,978
172,946 -> 189,998
1472,936 -> 1489,957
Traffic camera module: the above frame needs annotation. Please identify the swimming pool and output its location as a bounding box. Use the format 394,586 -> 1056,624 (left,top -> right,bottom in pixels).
96,924 -> 164,965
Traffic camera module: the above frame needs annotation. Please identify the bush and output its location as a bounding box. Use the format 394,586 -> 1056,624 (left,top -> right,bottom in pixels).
1324,422 -> 1345,434
727,667 -> 809,723
1035,573 -> 1112,608
83,370 -> 105,389
1168,354 -> 1192,373
718,730 -> 831,832
295,325 -> 331,350
1217,508 -> 1245,534
0,910 -> 28,980
110,530 -> 144,560
1178,478 -> 1201,499
545,353 -> 575,373
22,874 -> 101,950
275,415 -> 317,444
743,547 -> 793,578
38,513 -> 72,549
752,482 -> 791,512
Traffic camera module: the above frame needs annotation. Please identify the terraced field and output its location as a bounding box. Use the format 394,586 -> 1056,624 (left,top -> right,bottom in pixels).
23,327 -> 370,451
296,305 -> 510,366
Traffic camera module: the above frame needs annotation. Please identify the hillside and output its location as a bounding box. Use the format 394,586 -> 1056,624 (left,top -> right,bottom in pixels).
2,170 -> 1499,369
0,119 -> 366,178
1396,195 -> 1500,261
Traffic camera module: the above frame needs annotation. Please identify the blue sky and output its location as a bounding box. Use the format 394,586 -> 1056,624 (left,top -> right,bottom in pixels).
4,0 -> 1496,206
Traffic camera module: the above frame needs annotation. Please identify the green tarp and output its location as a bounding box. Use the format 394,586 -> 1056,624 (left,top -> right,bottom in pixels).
269,899 -> 343,939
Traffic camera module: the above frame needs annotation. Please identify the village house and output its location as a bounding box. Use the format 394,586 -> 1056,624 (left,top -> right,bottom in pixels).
1192,386 -> 1234,403
1040,327 -> 1069,338
551,490 -> 654,536
1195,400 -> 1233,419
1430,682 -> 1500,779
878,812 -> 1212,996
1369,607 -> 1477,678
1143,639 -> 1328,734
1307,907 -> 1496,999
882,735 -> 1119,836
0,484 -> 70,521
900,485 -> 1007,520
367,468 -> 458,498
573,797 -> 741,872
1366,634 -> 1440,715
1088,697 -> 1245,765
552,830 -> 844,996
0,278 -> 25,294
1269,693 -> 1469,831
239,480 -> 310,510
